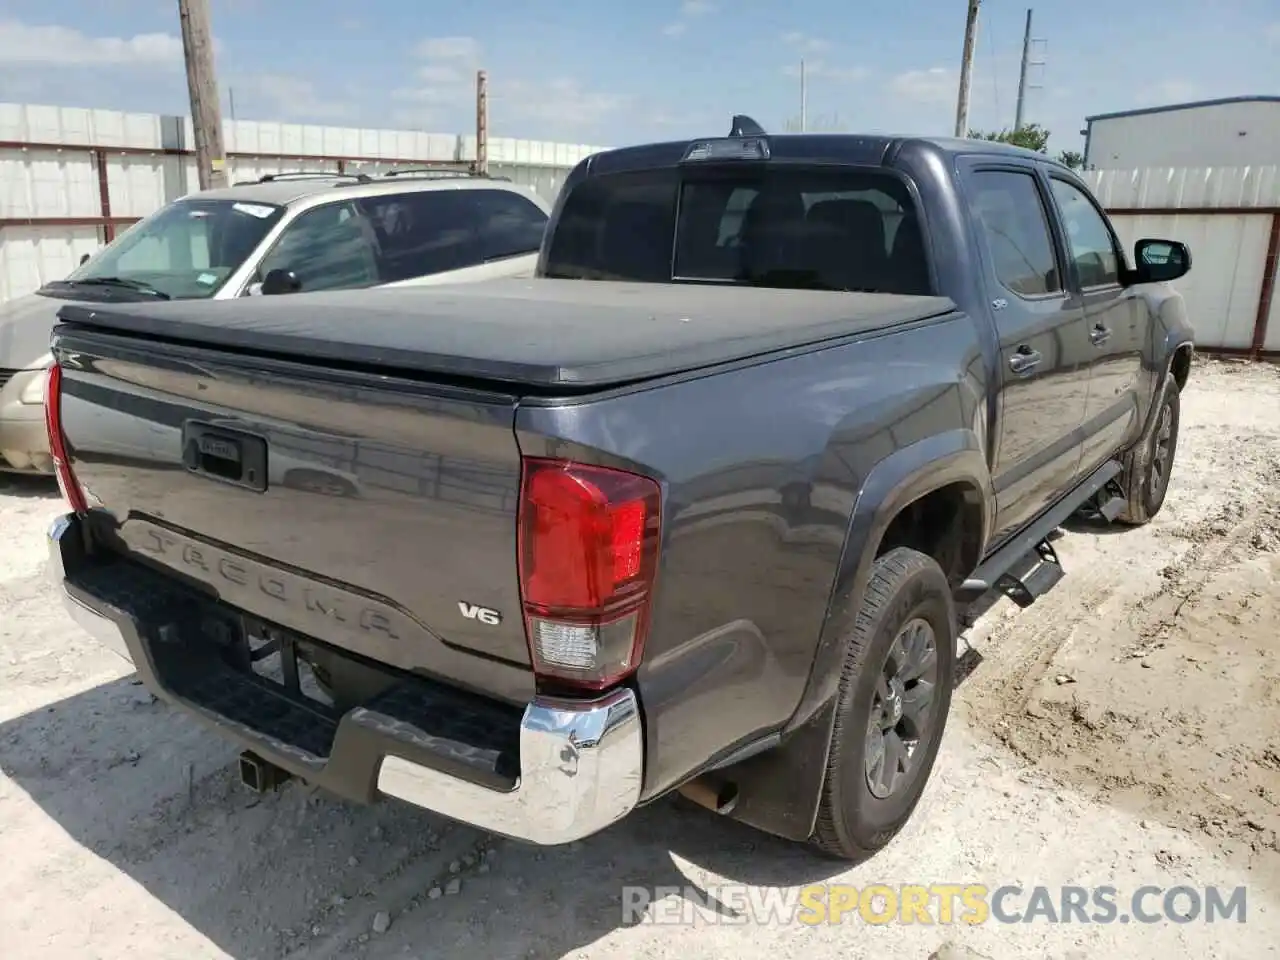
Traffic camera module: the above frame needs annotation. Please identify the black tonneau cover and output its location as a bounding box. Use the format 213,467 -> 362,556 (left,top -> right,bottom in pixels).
55,279 -> 956,389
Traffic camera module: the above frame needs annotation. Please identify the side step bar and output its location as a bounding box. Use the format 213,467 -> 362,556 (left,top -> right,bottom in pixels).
957,459 -> 1123,607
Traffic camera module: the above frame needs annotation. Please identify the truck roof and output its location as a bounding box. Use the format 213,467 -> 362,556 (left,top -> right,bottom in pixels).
55,280 -> 956,391
578,132 -> 1067,177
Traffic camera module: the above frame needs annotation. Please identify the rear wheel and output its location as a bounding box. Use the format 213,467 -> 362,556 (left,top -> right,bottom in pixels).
1116,377 -> 1181,525
810,547 -> 955,861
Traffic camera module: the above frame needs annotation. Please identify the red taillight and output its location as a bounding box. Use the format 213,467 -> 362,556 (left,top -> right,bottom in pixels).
517,457 -> 662,692
43,362 -> 88,514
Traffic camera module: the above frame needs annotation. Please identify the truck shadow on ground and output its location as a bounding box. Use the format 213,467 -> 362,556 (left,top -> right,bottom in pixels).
0,676 -> 882,959
0,473 -> 58,499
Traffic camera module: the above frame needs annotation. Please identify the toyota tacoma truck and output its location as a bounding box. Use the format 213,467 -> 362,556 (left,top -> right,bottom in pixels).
45,121 -> 1194,861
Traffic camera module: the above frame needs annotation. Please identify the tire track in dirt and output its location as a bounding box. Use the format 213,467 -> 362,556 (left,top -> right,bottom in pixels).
955,560 -> 1116,730
954,403 -> 1280,891
1120,494 -> 1280,663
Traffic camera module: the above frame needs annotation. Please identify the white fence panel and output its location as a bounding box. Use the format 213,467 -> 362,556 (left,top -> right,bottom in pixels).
1,101 -> 609,302
1106,212 -> 1273,350
0,226 -> 99,303
1084,165 -> 1280,355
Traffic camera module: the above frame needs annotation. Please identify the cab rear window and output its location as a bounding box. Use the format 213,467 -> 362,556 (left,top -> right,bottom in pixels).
543,166 -> 932,295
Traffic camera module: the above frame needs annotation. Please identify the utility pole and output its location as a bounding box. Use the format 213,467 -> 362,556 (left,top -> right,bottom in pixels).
954,0 -> 981,138
1014,10 -> 1033,130
1015,10 -> 1046,131
178,0 -> 228,190
799,59 -> 807,133
475,70 -> 489,176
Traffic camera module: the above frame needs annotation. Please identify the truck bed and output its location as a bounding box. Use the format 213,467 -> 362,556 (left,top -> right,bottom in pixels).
55,279 -> 956,389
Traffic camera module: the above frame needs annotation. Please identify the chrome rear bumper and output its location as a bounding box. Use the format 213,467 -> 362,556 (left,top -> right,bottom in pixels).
47,512 -> 644,845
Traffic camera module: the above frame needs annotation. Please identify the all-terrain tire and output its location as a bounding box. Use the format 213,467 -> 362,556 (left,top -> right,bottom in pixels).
1115,376 -> 1182,526
810,547 -> 956,861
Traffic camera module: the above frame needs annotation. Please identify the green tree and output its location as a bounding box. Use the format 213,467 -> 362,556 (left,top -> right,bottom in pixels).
1057,150 -> 1085,170
968,123 -> 1051,153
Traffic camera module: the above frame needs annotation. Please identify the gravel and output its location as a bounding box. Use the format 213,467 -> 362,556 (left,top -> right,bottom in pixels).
1,358 -> 1276,958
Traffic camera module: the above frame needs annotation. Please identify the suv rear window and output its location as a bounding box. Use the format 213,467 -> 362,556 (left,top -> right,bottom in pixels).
543,167 -> 931,295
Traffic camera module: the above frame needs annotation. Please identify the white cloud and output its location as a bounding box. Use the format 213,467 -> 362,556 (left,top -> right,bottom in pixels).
1136,79 -> 1200,105
394,37 -> 621,139
782,60 -> 869,82
889,67 -> 957,105
782,31 -> 830,55
663,0 -> 716,39
237,73 -> 356,121
393,37 -> 482,120
414,36 -> 480,62
416,64 -> 467,85
494,77 -> 624,133
0,20 -> 182,66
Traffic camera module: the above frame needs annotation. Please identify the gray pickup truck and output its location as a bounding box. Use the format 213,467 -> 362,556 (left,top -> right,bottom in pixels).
45,121 -> 1194,862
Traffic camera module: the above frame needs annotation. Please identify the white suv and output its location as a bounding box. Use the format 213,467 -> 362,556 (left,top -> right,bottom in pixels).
0,170 -> 552,473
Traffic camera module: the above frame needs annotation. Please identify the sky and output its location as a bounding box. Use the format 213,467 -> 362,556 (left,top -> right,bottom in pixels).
1,0 -> 1278,154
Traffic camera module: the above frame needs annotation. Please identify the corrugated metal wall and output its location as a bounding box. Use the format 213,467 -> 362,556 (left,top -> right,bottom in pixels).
1085,101 -> 1280,170
0,102 -> 607,302
3,104 -> 1279,356
1083,166 -> 1280,356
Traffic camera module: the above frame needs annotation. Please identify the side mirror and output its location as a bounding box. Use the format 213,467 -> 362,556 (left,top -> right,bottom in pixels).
1133,239 -> 1191,283
260,268 -> 303,295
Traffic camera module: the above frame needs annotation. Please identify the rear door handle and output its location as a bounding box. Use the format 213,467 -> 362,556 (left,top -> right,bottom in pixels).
1009,347 -> 1042,375
1090,324 -> 1112,346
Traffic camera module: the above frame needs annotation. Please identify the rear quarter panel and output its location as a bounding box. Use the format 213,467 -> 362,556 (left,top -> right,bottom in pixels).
514,311 -> 992,800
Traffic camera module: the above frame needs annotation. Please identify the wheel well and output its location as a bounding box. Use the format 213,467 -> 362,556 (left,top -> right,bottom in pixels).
876,483 -> 984,588
1170,345 -> 1192,391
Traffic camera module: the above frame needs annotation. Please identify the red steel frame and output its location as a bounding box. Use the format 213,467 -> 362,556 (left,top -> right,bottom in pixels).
2,140 -> 1278,358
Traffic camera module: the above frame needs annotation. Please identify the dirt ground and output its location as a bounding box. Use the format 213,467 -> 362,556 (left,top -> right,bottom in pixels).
1,358 -> 1277,959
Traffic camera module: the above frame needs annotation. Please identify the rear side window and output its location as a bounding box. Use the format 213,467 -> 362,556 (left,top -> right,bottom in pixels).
356,191 -> 481,282
355,189 -> 547,283
967,170 -> 1061,298
257,201 -> 380,293
543,167 -> 931,295
471,190 -> 549,261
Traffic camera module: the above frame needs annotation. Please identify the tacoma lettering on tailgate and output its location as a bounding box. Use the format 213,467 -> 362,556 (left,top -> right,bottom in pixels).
126,522 -> 405,645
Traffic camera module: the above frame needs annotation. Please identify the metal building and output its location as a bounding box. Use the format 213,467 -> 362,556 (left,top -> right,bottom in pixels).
1083,96 -> 1280,170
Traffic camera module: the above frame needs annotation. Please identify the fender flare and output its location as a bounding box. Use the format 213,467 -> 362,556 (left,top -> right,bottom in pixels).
790,428 -> 991,732
720,429 -> 991,844
1141,334 -> 1194,442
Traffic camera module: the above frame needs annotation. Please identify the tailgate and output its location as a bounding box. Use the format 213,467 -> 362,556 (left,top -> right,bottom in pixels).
55,328 -> 535,705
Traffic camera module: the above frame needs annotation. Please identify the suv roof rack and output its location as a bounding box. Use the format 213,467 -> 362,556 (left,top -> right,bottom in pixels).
378,167 -> 511,182
229,168 -> 515,188
380,166 -> 474,178
233,171 -> 373,186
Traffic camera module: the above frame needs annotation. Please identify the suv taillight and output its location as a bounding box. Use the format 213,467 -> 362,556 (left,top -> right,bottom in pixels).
43,362 -> 88,514
517,457 -> 662,692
